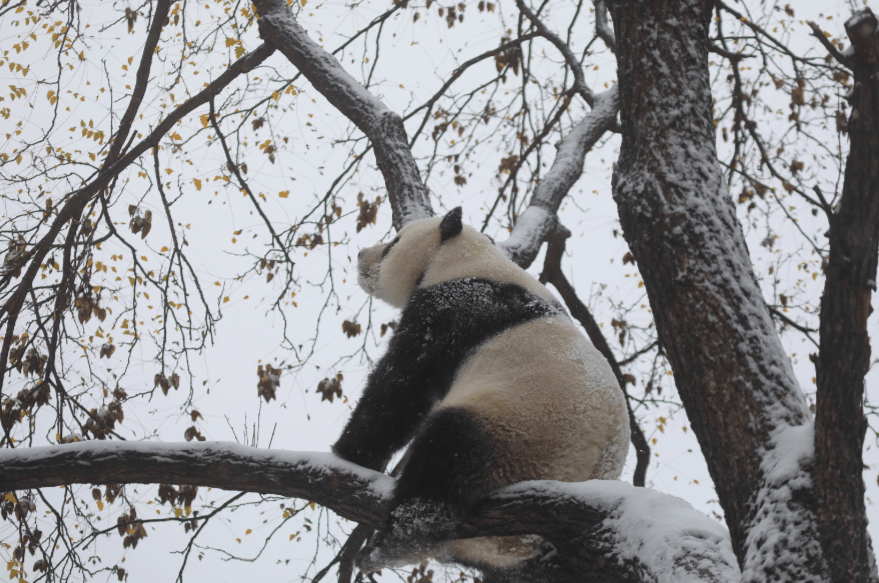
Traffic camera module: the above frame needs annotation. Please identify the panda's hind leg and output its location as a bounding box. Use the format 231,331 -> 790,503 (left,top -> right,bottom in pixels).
356,407 -> 500,572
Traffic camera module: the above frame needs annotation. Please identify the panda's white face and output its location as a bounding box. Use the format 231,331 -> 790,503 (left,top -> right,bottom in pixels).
357,208 -> 558,309
357,217 -> 445,309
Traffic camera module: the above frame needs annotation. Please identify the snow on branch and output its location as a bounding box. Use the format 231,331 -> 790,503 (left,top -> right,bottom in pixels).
253,0 -> 433,229
0,441 -> 391,524
594,0 -> 616,53
0,441 -> 739,583
498,87 -> 619,267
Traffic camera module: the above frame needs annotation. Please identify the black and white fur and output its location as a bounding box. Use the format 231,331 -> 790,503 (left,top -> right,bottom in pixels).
333,207 -> 629,571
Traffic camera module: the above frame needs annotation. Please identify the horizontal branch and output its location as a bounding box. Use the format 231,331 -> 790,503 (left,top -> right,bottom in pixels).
0,441 -> 740,583
254,0 -> 432,229
0,441 -> 390,524
498,86 -> 619,267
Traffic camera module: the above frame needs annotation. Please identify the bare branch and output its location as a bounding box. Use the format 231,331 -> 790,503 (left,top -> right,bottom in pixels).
515,0 -> 596,106
104,0 -> 172,166
806,21 -> 854,69
539,229 -> 651,487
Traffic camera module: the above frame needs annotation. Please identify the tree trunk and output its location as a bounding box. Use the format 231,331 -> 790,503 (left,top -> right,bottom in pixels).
606,0 -> 829,580
814,9 -> 879,582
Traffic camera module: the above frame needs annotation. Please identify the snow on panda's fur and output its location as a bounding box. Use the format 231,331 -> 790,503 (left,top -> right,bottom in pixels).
333,207 -> 629,572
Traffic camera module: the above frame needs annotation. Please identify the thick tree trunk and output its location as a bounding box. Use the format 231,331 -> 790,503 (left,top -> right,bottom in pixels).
606,0 -> 830,580
814,9 -> 879,583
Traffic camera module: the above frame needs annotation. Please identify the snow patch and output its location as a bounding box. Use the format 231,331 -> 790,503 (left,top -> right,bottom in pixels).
498,480 -> 740,583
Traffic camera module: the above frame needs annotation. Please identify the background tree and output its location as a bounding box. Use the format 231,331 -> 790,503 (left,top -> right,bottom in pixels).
0,0 -> 876,581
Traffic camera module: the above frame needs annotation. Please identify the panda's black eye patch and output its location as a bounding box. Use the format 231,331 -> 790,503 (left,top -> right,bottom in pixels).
381,237 -> 401,258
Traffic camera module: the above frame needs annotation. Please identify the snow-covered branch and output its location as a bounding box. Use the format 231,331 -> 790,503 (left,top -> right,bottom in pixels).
594,0 -> 617,52
0,441 -> 389,524
253,0 -> 433,229
0,441 -> 739,583
498,87 -> 619,267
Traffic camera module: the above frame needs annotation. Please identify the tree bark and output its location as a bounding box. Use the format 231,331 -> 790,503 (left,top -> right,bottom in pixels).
813,9 -> 879,583
254,0 -> 433,228
0,441 -> 739,583
606,0 -> 827,580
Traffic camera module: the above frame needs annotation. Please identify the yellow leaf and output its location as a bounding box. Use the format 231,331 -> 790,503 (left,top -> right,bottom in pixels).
283,510 -> 291,518
128,277 -> 135,286
272,91 -> 280,101
223,297 -> 230,303
245,529 -> 252,535
225,37 -> 238,47
199,114 -> 209,129
89,152 -> 96,161
97,500 -> 104,511
160,246 -> 170,252
173,507 -> 183,518
235,45 -> 246,59
193,178 -> 202,191
5,492 -> 17,503
169,132 -> 182,141
185,506 -> 192,516
301,0 -> 306,5
309,502 -> 316,511
279,190 -> 289,198
15,155 -> 22,165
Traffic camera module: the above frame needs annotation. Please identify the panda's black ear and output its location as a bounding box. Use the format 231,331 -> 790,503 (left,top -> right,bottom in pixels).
440,207 -> 463,242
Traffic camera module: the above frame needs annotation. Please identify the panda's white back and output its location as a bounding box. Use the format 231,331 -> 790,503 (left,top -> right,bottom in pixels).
437,315 -> 630,567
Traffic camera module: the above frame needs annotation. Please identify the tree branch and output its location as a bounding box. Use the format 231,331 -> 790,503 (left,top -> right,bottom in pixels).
539,229 -> 651,487
498,87 -> 618,268
806,20 -> 854,69
594,0 -> 616,52
0,441 -> 740,583
253,0 -> 432,229
515,0 -> 596,106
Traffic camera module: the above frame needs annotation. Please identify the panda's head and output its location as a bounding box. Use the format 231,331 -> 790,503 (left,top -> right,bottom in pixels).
357,207 -> 492,308
357,207 -> 554,309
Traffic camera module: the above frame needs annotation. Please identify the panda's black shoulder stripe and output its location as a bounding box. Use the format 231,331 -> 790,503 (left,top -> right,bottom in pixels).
332,278 -> 562,470
378,278 -> 562,402
406,277 -> 561,323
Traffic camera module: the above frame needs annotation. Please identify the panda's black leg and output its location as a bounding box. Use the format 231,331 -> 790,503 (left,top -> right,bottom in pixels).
357,407 -> 501,572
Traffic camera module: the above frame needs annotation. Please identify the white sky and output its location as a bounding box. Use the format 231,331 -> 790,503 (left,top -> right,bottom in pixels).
1,0 -> 877,580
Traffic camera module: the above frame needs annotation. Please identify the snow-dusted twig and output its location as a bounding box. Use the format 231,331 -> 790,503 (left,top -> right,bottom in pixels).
498,87 -> 619,267
0,441 -> 740,583
594,0 -> 616,52
253,0 -> 433,229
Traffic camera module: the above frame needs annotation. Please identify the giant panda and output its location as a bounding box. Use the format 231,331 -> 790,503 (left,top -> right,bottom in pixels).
332,207 -> 630,573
